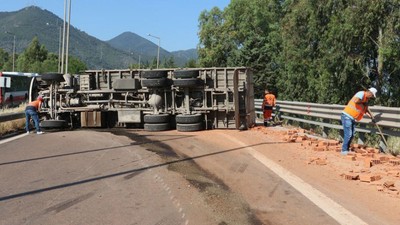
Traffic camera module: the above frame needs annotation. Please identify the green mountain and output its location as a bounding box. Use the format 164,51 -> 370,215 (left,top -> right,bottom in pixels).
106,32 -> 198,67
0,6 -> 197,69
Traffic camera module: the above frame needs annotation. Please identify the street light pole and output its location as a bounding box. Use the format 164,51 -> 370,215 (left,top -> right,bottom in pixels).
5,31 -> 16,72
147,34 -> 160,69
12,35 -> 15,72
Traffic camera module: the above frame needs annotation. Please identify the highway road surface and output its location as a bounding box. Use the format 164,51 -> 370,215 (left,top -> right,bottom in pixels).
0,128 -> 398,225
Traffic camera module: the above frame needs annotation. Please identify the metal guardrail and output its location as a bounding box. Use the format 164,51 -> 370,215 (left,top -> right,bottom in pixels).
255,99 -> 400,140
0,112 -> 25,123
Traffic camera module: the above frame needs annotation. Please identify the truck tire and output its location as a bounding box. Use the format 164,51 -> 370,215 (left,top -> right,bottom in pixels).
144,114 -> 170,123
41,73 -> 65,82
174,70 -> 199,78
175,114 -> 203,124
141,70 -> 168,79
173,78 -> 202,87
141,78 -> 168,88
41,119 -> 67,128
176,122 -> 203,132
144,123 -> 170,131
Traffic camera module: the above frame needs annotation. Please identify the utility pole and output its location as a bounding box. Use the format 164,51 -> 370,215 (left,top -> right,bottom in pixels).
61,0 -> 71,74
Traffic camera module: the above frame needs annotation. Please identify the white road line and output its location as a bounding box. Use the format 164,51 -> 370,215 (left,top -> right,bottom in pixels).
0,133 -> 27,145
222,133 -> 368,225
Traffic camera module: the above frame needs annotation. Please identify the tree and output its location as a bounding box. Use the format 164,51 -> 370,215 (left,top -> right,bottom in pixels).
0,48 -> 10,71
198,7 -> 234,67
184,59 -> 198,68
162,56 -> 176,68
13,37 -> 87,74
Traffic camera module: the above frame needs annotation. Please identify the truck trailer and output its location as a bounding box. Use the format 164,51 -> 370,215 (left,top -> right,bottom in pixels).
31,67 -> 255,132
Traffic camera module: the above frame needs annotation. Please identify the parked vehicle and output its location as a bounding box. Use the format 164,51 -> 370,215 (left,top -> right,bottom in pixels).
31,68 -> 255,131
0,72 -> 39,108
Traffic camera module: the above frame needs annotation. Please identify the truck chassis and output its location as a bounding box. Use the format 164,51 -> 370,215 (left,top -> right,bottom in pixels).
31,67 -> 255,132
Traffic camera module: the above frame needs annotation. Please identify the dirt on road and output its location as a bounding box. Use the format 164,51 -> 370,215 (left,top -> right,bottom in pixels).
129,125 -> 400,225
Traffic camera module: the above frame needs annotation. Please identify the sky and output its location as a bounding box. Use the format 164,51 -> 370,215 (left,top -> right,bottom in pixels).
1,0 -> 231,52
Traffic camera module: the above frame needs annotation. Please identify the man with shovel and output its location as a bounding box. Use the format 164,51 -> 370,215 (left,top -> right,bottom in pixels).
341,87 -> 377,155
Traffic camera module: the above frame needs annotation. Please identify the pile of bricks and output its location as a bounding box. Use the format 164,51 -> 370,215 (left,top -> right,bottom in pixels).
281,128 -> 400,197
280,129 -> 342,152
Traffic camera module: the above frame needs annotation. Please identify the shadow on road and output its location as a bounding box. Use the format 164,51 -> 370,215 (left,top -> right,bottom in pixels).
0,135 -> 191,166
0,138 -> 294,202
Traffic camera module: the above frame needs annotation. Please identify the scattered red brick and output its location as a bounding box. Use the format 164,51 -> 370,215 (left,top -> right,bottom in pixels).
371,159 -> 381,166
384,181 -> 395,188
342,173 -> 359,180
389,159 -> 400,166
364,158 -> 372,168
379,156 -> 390,162
359,174 -> 381,183
316,159 -> 327,165
253,124 -> 400,197
313,146 -> 326,152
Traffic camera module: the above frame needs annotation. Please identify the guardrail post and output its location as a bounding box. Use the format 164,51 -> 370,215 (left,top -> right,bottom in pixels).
321,119 -> 329,138
357,133 -> 365,145
379,139 -> 387,153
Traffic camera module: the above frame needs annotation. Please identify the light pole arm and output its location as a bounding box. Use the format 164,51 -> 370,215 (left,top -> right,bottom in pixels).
147,34 -> 161,69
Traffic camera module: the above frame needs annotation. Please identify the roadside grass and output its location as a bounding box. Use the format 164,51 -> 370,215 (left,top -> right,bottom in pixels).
0,104 -> 26,137
387,136 -> 400,156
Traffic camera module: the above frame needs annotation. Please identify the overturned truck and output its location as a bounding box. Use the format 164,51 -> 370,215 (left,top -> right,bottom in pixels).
31,67 -> 255,132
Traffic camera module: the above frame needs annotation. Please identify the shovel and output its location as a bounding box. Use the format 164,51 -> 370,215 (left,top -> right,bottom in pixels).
367,108 -> 395,156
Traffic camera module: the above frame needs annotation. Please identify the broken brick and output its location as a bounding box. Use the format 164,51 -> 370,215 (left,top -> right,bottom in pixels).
316,159 -> 327,165
342,173 -> 359,180
364,158 -> 372,168
313,146 -> 327,151
371,159 -> 381,166
355,149 -> 367,154
359,173 -> 381,182
379,156 -> 390,162
328,140 -> 340,146
384,181 -> 395,188
387,170 -> 400,176
318,141 -> 328,146
389,159 -> 400,166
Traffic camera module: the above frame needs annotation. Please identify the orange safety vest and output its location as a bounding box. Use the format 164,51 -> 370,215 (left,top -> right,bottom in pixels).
343,91 -> 368,121
28,100 -> 41,110
263,94 -> 276,106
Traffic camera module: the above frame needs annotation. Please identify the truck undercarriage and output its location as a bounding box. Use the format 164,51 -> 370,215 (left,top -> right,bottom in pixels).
31,67 -> 255,132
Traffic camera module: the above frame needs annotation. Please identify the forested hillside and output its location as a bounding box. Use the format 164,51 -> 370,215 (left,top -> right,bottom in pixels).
198,0 -> 400,107
0,6 -> 196,69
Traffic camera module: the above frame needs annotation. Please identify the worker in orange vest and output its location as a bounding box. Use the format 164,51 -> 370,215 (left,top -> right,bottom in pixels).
341,87 -> 377,155
262,90 -> 276,126
25,96 -> 44,134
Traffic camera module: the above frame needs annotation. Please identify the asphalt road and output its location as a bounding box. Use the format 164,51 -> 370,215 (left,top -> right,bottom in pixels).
0,128 -> 352,225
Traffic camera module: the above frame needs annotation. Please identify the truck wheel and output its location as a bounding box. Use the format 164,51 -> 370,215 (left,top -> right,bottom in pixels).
174,70 -> 199,78
141,78 -> 168,88
41,120 -> 67,128
176,114 -> 203,124
173,78 -> 202,87
141,70 -> 168,79
176,122 -> 203,132
144,114 -> 170,123
144,123 -> 170,131
41,73 -> 65,82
